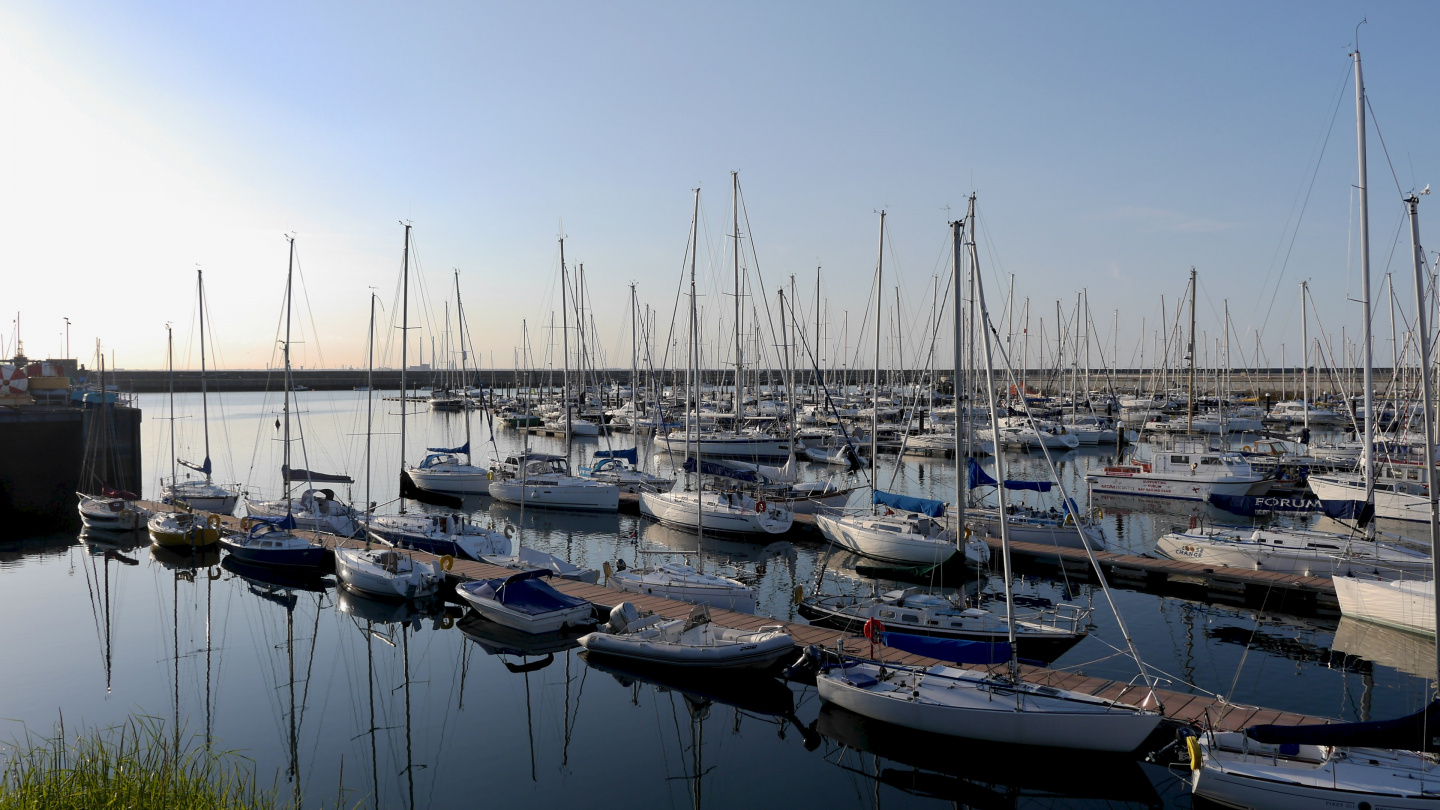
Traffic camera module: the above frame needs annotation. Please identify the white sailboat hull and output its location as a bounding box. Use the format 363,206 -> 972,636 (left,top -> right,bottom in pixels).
1154,531 -> 1432,580
814,512 -> 958,566
333,548 -> 441,600
406,467 -> 491,495
1309,474 -> 1431,523
1333,576 -> 1436,635
489,478 -> 619,511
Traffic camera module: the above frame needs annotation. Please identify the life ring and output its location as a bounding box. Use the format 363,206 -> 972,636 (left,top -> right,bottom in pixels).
0,364 -> 29,395
207,514 -> 221,529
1242,445 -> 1252,452
503,525 -> 515,539
1186,736 -> 1202,771
240,516 -> 252,531
439,555 -> 455,572
863,617 -> 885,640
486,470 -> 494,480
440,615 -> 454,630
754,500 -> 767,513
1190,462 -> 1198,471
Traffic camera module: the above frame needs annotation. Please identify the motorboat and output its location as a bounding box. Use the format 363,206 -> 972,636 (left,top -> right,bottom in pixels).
489,453 -> 620,512
148,509 -> 221,547
405,451 -> 490,495
578,603 -> 794,670
583,449 -> 674,493
219,518 -> 328,568
367,512 -> 510,561
1155,527 -> 1432,580
78,492 -> 151,532
455,570 -> 595,634
333,545 -> 443,599
1085,444 -> 1274,501
608,561 -> 757,614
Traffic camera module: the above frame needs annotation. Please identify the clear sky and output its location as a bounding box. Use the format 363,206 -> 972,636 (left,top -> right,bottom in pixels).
2,2 -> 1438,377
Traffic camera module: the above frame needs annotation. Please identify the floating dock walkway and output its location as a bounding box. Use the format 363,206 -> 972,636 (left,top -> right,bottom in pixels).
139,499 -> 1332,735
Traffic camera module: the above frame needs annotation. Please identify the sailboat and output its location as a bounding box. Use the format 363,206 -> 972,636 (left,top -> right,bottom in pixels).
405,270 -> 492,495
218,236 -> 328,569
368,225 -> 509,561
161,269 -> 239,515
1190,53 -> 1440,803
77,350 -> 151,531
815,197 -> 1163,752
149,328 -> 220,547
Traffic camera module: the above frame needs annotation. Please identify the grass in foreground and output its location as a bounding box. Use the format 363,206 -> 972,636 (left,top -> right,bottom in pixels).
0,715 -> 280,810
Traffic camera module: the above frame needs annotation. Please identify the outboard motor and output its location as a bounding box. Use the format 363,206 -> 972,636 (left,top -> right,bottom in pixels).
783,644 -> 823,684
608,601 -> 639,634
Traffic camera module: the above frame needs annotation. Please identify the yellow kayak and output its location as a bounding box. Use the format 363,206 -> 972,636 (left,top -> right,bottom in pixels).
148,510 -> 221,547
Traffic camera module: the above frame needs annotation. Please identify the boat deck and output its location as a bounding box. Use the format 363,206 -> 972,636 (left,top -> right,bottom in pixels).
137,499 -> 1332,734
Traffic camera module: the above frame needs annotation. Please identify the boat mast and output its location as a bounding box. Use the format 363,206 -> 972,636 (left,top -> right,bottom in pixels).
732,171 -> 743,431
630,283 -> 638,418
399,223 -> 411,516
687,188 -> 704,546
1354,43 -> 1376,499
1302,281 -> 1310,434
1403,191 -> 1440,665
952,212 -> 966,549
1186,267 -> 1197,434
365,290 -> 375,543
197,269 -> 212,484
560,238 -> 572,441
871,210 -> 884,506
455,269 -> 472,461
166,328 -> 176,492
283,236 -> 294,513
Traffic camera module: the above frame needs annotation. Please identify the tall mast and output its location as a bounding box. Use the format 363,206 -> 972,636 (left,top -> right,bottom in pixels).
687,188 -> 704,545
455,270 -> 472,460
1186,268 -> 1197,434
1302,281 -> 1310,434
732,171 -> 743,429
560,238 -> 572,441
365,291 -> 375,537
283,237 -> 294,512
951,212 -> 966,551
630,283 -> 638,415
399,223 -> 411,516
871,210 -> 884,503
197,269 -> 212,483
167,327 -> 176,492
1354,44 -> 1376,496
1403,191 -> 1440,668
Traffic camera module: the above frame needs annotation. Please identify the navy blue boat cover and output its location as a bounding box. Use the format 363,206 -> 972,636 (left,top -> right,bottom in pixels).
873,490 -> 946,517
426,441 -> 470,455
249,513 -> 297,531
966,458 -> 1054,492
682,457 -> 761,482
1247,699 -> 1440,753
282,464 -> 354,484
879,631 -> 1011,665
471,570 -> 590,616
593,448 -> 638,463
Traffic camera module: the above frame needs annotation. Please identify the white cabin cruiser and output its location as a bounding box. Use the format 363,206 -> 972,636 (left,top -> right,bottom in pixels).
1085,445 -> 1273,502
489,453 -> 620,512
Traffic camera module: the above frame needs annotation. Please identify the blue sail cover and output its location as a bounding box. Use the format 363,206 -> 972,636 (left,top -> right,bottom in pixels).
873,490 -> 946,518
248,513 -> 297,530
682,457 -> 760,483
593,448 -> 638,463
179,456 -> 212,475
282,464 -> 354,484
1247,699 -> 1440,753
426,441 -> 469,455
472,570 -> 590,617
879,631 -> 1011,665
966,458 -> 1054,492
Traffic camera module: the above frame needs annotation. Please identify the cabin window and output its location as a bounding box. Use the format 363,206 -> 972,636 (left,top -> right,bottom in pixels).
901,614 -> 921,623
879,610 -> 895,619
1171,455 -> 1189,464
1409,470 -> 1420,481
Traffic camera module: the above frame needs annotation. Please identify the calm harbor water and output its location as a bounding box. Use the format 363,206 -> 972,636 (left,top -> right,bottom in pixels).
0,390 -> 1432,808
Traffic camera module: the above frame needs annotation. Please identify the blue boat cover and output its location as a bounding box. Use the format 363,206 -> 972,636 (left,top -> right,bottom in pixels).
427,441 -> 469,455
1247,699 -> 1440,753
879,631 -> 1011,665
249,513 -> 297,531
966,458 -> 1054,492
179,456 -> 212,475
873,490 -> 946,518
593,448 -> 638,463
282,464 -> 354,484
467,570 -> 591,617
682,457 -> 761,483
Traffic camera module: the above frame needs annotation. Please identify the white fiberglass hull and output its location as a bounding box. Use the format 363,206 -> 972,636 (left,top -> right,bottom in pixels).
1085,473 -> 1266,502
333,547 -> 441,600
814,513 -> 958,566
637,491 -> 792,535
406,467 -> 490,495
817,664 -> 1160,752
654,433 -> 792,460
1193,733 -> 1440,810
578,626 -> 793,669
1155,530 -> 1432,580
609,565 -> 757,614
1332,576 -> 1436,635
456,591 -> 593,634
489,478 -> 619,512
966,510 -> 1106,551
1309,474 -> 1431,523
163,485 -> 239,516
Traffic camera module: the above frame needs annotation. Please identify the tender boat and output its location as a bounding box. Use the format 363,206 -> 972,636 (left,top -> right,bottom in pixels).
578,603 -> 794,669
455,570 -> 595,634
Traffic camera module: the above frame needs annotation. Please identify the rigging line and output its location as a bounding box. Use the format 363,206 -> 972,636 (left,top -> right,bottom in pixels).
1365,94 -> 1408,200
1249,61 -> 1354,333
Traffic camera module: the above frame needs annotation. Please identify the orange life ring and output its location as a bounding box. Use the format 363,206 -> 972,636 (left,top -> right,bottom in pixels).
754,500 -> 767,513
863,617 -> 886,640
